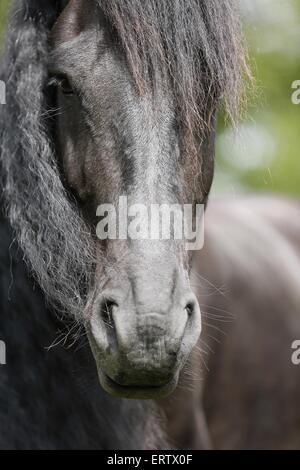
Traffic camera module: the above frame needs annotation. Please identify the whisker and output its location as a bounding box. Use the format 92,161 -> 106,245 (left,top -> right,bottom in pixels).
198,339 -> 214,354
201,312 -> 234,323
190,270 -> 229,298
202,322 -> 228,337
200,303 -> 234,316
206,333 -> 222,344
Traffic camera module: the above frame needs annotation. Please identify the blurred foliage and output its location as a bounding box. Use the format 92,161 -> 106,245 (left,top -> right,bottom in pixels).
215,0 -> 300,197
0,0 -> 299,197
0,0 -> 10,43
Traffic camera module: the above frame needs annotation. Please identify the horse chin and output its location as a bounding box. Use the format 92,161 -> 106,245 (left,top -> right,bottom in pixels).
98,370 -> 179,400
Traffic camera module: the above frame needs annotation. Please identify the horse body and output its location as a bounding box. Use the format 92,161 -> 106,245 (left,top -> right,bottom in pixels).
200,197 -> 300,449
162,196 -> 300,450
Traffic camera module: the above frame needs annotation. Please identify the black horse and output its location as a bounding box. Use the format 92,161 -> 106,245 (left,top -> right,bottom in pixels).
0,0 -> 246,399
1,0 -> 300,451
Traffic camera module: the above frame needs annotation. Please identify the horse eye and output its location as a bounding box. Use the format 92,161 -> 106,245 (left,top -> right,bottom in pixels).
48,75 -> 75,96
58,77 -> 74,96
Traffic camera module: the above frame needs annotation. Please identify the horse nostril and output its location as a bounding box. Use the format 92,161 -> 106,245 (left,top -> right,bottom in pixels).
100,298 -> 117,330
185,302 -> 195,317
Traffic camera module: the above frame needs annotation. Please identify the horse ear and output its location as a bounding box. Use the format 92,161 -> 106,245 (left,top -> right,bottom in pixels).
51,0 -> 89,45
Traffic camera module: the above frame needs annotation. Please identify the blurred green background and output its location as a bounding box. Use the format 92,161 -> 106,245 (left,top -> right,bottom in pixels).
1,0 -> 299,198
0,0 -> 10,40
214,0 -> 300,198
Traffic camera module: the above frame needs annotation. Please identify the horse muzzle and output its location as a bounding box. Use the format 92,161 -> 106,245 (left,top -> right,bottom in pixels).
87,272 -> 201,399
